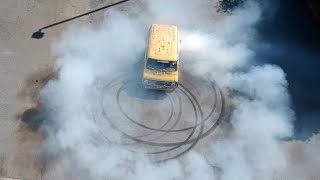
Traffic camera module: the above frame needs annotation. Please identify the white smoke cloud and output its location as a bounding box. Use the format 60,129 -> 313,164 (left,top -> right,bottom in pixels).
36,0 -> 297,179
184,151 -> 216,180
211,65 -> 294,180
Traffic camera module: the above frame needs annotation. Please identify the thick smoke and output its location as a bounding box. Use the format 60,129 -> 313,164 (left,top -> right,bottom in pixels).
211,65 -> 294,180
36,0 -> 299,179
178,2 -> 294,179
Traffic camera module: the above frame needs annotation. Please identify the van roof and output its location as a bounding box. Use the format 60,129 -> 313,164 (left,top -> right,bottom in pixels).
147,24 -> 178,61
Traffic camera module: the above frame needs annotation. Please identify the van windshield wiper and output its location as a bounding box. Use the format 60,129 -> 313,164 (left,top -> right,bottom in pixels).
147,66 -> 156,70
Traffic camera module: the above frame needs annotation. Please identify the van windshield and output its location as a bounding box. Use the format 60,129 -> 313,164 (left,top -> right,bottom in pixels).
146,59 -> 177,72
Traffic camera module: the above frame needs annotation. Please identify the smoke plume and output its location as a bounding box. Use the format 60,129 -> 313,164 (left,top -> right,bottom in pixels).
31,0 -> 307,179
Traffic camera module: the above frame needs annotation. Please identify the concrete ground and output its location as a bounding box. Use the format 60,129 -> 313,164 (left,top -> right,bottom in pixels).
0,0 -> 319,179
0,0 -> 227,178
0,0 -> 90,179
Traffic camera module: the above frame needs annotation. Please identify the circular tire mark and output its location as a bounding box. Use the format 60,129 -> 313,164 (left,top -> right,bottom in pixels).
98,73 -> 224,161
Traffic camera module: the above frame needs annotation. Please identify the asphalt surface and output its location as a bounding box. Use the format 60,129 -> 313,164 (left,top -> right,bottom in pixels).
99,71 -> 224,162
0,0 -> 320,179
0,0 -> 90,179
0,0 -> 226,179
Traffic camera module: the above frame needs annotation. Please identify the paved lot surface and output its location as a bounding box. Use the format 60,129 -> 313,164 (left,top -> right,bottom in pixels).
0,0 -> 319,179
0,0 -> 227,178
0,0 -> 90,179
100,71 -> 225,161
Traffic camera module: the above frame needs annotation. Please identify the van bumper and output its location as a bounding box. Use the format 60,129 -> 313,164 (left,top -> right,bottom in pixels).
143,79 -> 178,90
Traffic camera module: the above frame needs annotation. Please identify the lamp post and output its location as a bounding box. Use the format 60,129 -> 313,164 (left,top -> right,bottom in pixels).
31,0 -> 131,39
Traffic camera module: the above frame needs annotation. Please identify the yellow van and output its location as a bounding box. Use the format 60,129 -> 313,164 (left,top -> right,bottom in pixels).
143,24 -> 179,90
